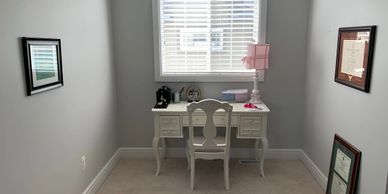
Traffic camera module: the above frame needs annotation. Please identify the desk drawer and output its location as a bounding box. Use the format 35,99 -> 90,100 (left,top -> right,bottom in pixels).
186,115 -> 207,126
214,116 -> 238,126
238,116 -> 262,138
159,116 -> 181,137
182,115 -> 238,126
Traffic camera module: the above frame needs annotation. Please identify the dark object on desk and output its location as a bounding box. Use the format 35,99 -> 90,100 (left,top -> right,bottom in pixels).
154,86 -> 172,108
186,86 -> 201,102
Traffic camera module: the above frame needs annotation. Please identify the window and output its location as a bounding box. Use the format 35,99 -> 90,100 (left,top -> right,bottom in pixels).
153,0 -> 267,82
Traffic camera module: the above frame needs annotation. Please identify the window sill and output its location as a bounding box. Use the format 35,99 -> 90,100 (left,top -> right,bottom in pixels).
155,72 -> 265,82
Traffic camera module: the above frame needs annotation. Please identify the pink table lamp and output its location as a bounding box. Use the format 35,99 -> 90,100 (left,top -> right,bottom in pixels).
242,43 -> 270,104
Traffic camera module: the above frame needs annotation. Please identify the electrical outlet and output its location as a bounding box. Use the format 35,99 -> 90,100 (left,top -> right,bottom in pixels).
81,155 -> 86,171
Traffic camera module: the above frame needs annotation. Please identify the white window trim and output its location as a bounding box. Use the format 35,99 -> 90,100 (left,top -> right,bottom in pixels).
152,0 -> 267,82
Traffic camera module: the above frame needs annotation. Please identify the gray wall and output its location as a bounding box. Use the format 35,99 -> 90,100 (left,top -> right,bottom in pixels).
111,0 -> 310,148
304,0 -> 388,193
0,0 -> 119,194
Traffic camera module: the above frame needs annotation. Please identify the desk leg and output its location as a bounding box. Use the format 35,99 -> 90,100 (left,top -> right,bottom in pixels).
152,137 -> 161,176
254,139 -> 260,161
161,138 -> 166,159
260,138 -> 268,177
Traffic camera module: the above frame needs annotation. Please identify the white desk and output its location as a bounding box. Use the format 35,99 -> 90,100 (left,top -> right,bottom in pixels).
152,102 -> 270,177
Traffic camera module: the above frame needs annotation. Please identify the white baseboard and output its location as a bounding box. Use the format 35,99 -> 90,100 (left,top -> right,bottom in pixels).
263,148 -> 303,159
119,147 -> 303,159
119,147 -> 157,158
300,151 -> 328,190
83,147 -> 327,193
82,149 -> 121,194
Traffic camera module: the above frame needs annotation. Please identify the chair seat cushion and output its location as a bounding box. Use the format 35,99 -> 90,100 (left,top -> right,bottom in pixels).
187,136 -> 226,151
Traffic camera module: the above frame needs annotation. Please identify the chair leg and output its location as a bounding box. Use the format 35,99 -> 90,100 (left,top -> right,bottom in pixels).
224,158 -> 230,190
190,157 -> 195,190
185,148 -> 190,170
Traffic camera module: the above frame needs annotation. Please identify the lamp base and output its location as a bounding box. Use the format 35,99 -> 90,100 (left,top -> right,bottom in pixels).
249,90 -> 262,104
249,70 -> 263,104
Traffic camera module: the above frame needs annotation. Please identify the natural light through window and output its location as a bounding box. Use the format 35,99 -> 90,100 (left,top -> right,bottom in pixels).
153,0 -> 267,81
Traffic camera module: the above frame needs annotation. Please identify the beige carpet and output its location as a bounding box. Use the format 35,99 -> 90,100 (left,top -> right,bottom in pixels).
97,158 -> 324,194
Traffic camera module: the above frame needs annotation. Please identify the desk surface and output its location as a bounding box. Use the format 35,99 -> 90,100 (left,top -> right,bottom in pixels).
152,102 -> 270,113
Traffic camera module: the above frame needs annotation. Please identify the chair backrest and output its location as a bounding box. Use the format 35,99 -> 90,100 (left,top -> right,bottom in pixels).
187,99 -> 233,149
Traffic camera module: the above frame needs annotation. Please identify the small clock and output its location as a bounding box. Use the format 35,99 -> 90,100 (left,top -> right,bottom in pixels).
186,87 -> 201,102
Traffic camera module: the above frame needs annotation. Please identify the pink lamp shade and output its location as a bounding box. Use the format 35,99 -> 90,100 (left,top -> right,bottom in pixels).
242,44 -> 270,70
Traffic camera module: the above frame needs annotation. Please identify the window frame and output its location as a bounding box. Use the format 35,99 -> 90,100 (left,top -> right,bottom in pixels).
152,0 -> 267,82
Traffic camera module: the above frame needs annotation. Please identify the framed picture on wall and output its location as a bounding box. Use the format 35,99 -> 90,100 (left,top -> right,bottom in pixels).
334,25 -> 376,92
326,134 -> 361,194
22,37 -> 63,96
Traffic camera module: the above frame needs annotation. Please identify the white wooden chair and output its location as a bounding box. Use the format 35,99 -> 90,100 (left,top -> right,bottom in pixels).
185,99 -> 233,190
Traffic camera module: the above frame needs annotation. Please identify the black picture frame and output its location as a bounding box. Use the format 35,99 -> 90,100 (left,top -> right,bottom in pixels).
334,26 -> 376,93
22,37 -> 63,96
186,86 -> 201,102
326,134 -> 361,194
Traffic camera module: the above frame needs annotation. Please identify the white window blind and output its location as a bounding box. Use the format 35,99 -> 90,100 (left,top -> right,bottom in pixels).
154,0 -> 266,81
